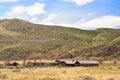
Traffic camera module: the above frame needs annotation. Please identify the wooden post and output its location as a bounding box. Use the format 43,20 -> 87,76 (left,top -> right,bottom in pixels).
39,59 -> 41,67
23,58 -> 26,66
34,59 -> 37,66
98,57 -> 103,64
113,59 -> 117,65
39,59 -> 41,63
4,60 -> 10,66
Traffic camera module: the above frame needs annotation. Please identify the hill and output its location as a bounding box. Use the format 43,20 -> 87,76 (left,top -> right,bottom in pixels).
0,18 -> 120,60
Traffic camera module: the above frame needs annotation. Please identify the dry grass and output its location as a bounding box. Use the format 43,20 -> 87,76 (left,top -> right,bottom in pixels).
0,26 -> 20,36
0,66 -> 120,80
0,60 -> 120,80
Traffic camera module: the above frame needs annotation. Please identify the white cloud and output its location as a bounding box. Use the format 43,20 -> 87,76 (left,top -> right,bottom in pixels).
6,2 -> 46,17
31,17 -> 39,22
88,13 -> 93,16
6,6 -> 25,16
74,16 -> 120,29
63,0 -> 94,6
42,13 -> 57,22
15,16 -> 26,20
0,0 -> 18,2
44,15 -> 120,30
30,15 -> 120,30
26,2 -> 46,16
41,13 -> 57,25
30,13 -> 57,25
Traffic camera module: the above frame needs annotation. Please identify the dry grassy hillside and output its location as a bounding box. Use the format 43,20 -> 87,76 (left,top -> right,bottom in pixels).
0,18 -> 120,60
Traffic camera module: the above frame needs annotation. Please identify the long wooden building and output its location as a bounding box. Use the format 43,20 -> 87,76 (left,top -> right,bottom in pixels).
6,60 -> 99,67
55,60 -> 99,67
75,60 -> 99,67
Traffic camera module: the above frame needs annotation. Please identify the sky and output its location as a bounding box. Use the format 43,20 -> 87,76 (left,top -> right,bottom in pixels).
0,0 -> 120,30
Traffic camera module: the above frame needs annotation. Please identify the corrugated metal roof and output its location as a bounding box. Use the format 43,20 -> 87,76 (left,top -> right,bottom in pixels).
55,60 -> 99,64
77,60 -> 99,64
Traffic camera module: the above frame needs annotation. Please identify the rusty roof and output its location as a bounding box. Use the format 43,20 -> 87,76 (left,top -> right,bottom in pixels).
63,60 -> 76,64
55,60 -> 76,64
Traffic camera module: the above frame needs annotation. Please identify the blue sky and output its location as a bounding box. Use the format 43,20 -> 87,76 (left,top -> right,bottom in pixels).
0,0 -> 120,30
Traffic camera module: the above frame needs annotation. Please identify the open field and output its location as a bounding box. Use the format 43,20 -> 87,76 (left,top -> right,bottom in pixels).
0,60 -> 120,80
0,66 -> 120,80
